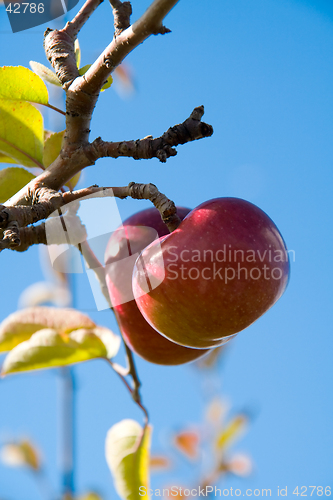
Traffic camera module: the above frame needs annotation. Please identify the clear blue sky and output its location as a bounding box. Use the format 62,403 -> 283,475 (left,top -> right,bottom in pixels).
0,0 -> 332,498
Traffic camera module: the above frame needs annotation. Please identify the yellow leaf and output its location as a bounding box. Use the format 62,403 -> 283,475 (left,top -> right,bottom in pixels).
43,130 -> 81,189
43,130 -> 64,168
106,420 -> 151,500
0,153 -> 18,164
0,306 -> 96,352
0,66 -> 49,105
216,415 -> 248,451
74,39 -> 81,69
1,439 -> 40,471
1,326 -> 120,375
0,167 -> 35,203
78,494 -> 103,500
0,99 -> 44,168
79,65 -> 112,91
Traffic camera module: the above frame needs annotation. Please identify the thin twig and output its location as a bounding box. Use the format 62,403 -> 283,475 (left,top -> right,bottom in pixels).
78,240 -> 111,307
106,358 -> 149,424
5,105 -> 212,206
65,0 -> 104,39
87,105 -> 213,163
123,342 -> 142,403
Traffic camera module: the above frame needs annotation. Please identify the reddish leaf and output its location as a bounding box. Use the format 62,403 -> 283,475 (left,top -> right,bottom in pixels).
150,455 -> 171,471
173,430 -> 200,460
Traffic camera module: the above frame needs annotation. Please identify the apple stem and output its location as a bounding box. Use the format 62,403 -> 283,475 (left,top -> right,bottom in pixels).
126,182 -> 182,232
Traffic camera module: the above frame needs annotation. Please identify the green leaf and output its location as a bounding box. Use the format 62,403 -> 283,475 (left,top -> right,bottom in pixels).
78,64 -> 90,76
0,153 -> 18,164
0,66 -> 49,105
44,130 -> 54,142
101,77 -> 113,92
29,61 -> 61,87
79,65 -> 113,91
66,171 -> 81,190
43,130 -> 81,188
0,306 -> 96,352
43,130 -> 64,168
106,420 -> 151,500
1,325 -> 120,375
74,39 -> 81,69
0,99 -> 44,167
0,167 -> 35,203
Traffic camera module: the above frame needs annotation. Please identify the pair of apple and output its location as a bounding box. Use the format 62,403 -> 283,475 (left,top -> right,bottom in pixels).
105,198 -> 289,365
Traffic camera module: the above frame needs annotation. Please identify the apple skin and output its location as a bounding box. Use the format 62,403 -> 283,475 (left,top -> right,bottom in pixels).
132,198 -> 290,349
104,207 -> 210,365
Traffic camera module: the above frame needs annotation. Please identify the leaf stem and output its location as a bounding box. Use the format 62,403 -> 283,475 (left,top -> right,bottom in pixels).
45,103 -> 66,116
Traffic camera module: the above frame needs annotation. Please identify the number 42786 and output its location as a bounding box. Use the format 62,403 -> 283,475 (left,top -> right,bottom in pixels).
5,3 -> 45,14
293,486 -> 331,496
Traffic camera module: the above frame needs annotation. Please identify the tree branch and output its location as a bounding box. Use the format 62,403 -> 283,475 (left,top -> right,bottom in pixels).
42,0 -> 179,163
123,342 -> 142,403
4,103 -> 213,207
72,0 -> 179,96
109,0 -> 132,37
0,223 -> 47,252
66,0 -> 104,40
3,0 -> 213,236
64,183 -> 182,231
0,182 -> 181,252
43,29 -> 79,88
0,188 -> 63,229
87,105 -> 213,163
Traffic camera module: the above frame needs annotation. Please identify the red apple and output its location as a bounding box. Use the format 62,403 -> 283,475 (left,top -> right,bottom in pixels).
104,207 -> 210,365
132,198 -> 290,349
